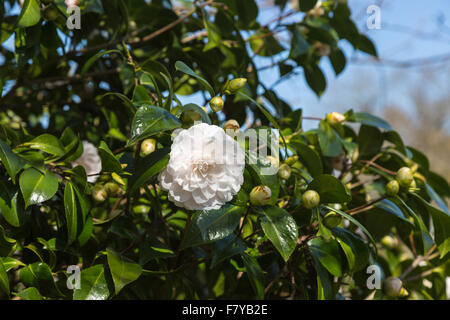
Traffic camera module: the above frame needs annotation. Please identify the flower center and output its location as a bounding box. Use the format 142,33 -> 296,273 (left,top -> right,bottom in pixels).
192,160 -> 212,177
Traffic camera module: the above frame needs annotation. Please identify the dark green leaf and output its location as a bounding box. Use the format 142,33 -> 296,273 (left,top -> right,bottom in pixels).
19,168 -> 59,208
106,248 -> 142,295
308,174 -> 351,203
175,61 -> 215,97
73,264 -> 110,300
318,120 -> 342,157
241,253 -> 265,299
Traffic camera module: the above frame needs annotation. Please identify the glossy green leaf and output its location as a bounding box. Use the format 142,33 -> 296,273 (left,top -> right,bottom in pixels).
175,103 -> 211,125
175,61 -> 215,97
350,112 -> 392,130
106,248 -> 142,295
0,182 -> 27,227
73,265 -> 110,300
211,235 -> 246,268
182,204 -> 245,249
0,226 -> 16,257
332,228 -> 369,272
127,104 -> 181,146
19,262 -> 61,298
241,253 -> 265,299
308,174 -> 351,203
18,0 -> 41,28
304,65 -> 326,97
64,181 -> 78,245
23,134 -> 66,157
0,260 -> 9,297
15,287 -> 43,300
0,139 -> 26,180
318,120 -> 342,157
290,138 -> 323,177
19,168 -> 59,208
308,237 -> 343,277
259,206 -> 298,262
98,141 -> 122,173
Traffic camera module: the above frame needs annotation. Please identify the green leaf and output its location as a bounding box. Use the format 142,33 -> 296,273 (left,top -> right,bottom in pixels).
98,141 -> 122,173
17,0 -> 41,28
2,257 -> 25,272
241,253 -> 265,299
0,182 -> 27,227
318,120 -> 342,157
203,11 -> 221,51
247,155 -> 280,205
259,206 -> 298,262
175,103 -> 211,125
128,147 -> 170,195
73,265 -> 110,300
106,248 -> 142,295
0,139 -> 26,180
332,228 -> 369,272
19,168 -> 59,208
23,134 -> 66,157
0,259 -> 9,297
64,181 -> 78,245
290,138 -> 323,177
304,65 -> 326,97
289,25 -> 310,58
308,237 -> 343,277
211,235 -> 246,268
358,125 -> 383,158
350,112 -> 392,130
329,47 -> 347,75
15,287 -> 43,300
175,61 -> 215,97
323,205 -> 377,252
249,31 -> 285,57
19,262 -> 61,298
412,194 -> 450,258
425,183 -> 449,214
182,204 -> 245,249
308,174 -> 351,203
358,34 -> 378,57
99,92 -> 136,115
127,104 -> 181,146
0,225 -> 16,257
375,198 -> 412,224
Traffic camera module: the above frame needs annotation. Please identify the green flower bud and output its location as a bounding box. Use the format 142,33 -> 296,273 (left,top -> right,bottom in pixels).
223,119 -> 240,132
323,211 -> 342,229
383,277 -> 404,297
351,148 -> 359,163
104,182 -> 123,198
43,5 -> 59,21
228,78 -> 247,91
302,190 -> 320,209
326,112 -> 345,125
266,156 -> 279,170
181,110 -> 201,126
250,185 -> 272,206
92,185 -> 107,202
278,164 -> 291,180
396,167 -> 414,188
209,96 -> 224,112
140,138 -> 156,157
386,180 -> 399,196
132,204 -> 151,215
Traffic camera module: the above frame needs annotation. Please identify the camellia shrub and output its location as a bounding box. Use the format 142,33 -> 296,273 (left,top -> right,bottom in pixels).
0,0 -> 449,300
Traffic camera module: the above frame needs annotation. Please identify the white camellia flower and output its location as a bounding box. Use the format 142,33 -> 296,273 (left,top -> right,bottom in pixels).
65,0 -> 79,8
72,141 -> 102,183
159,123 -> 245,211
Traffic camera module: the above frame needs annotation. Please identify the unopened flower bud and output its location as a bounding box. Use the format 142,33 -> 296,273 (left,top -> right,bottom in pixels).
250,186 -> 272,206
104,182 -> 123,198
383,277 -> 404,297
223,78 -> 247,94
223,119 -> 240,132
396,167 -> 414,188
323,211 -> 342,229
43,5 -> 59,21
278,164 -> 291,180
302,190 -> 320,209
266,156 -> 279,170
386,180 -> 399,196
92,185 -> 107,202
209,96 -> 224,112
140,138 -> 156,157
326,112 -> 346,125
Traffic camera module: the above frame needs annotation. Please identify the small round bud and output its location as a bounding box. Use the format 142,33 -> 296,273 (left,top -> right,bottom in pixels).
43,5 -> 59,21
228,78 -> 247,92
326,112 -> 346,125
250,186 -> 272,206
223,119 -> 240,132
278,164 -> 291,180
383,277 -> 403,297
323,211 -> 342,229
302,190 -> 320,209
396,167 -> 414,188
386,180 -> 399,196
181,110 -> 201,126
140,138 -> 156,157
104,182 -> 123,198
132,204 -> 150,215
209,96 -> 224,112
266,156 -> 279,170
381,235 -> 398,249
92,185 -> 107,202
